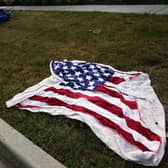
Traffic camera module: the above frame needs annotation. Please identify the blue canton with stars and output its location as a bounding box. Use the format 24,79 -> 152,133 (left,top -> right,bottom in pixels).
51,60 -> 114,91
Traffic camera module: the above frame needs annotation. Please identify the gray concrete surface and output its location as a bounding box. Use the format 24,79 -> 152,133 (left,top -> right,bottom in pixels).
0,160 -> 8,168
0,118 -> 65,168
1,5 -> 168,14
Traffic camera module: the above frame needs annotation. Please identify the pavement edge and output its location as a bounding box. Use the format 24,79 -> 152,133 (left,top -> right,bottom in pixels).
0,118 -> 66,168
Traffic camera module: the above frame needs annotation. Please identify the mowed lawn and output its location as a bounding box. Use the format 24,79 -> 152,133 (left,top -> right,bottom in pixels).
0,11 -> 168,168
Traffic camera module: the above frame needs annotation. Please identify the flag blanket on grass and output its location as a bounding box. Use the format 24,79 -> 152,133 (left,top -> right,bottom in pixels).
6,60 -> 166,166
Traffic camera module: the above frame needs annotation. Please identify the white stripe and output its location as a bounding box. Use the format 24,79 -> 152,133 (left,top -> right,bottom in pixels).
112,72 -> 130,81
18,102 -> 160,166
21,99 -> 48,107
103,84 -> 136,101
45,86 -> 141,122
20,91 -> 160,151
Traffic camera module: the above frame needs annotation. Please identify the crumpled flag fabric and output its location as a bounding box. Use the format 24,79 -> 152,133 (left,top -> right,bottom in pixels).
6,60 -> 166,166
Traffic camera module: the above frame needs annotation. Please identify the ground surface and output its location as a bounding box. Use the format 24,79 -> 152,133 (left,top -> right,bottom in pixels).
0,11 -> 168,168
0,161 -> 8,168
3,5 -> 168,14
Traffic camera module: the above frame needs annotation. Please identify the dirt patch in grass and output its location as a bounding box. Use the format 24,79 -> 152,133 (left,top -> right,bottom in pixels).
0,11 -> 168,168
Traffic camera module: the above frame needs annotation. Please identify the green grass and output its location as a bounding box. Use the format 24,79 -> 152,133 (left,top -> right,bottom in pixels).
0,11 -> 168,168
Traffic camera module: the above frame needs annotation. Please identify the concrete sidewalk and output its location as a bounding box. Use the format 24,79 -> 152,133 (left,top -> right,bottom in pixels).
1,5 -> 168,14
0,118 -> 65,168
0,160 -> 8,168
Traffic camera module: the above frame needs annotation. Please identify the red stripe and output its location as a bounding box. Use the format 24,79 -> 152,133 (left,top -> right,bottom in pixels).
129,73 -> 141,79
108,76 -> 125,84
45,87 -> 122,116
44,87 -> 161,142
96,85 -> 138,109
108,73 -> 141,83
15,103 -> 40,108
28,95 -> 152,152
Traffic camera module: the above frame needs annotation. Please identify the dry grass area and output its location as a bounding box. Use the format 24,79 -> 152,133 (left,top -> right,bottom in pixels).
0,11 -> 168,168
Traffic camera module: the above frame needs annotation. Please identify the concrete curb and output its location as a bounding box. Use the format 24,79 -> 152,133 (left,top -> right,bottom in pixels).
0,5 -> 168,14
0,118 -> 66,168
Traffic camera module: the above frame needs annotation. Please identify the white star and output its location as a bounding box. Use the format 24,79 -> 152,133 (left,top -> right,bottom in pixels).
83,69 -> 89,73
71,66 -> 76,70
68,76 -> 74,80
90,65 -> 95,69
86,75 -> 92,80
80,82 -> 85,86
93,69 -> 98,73
98,78 -> 104,82
104,73 -> 110,77
63,66 -> 68,70
78,77 -> 83,82
94,73 -> 100,77
89,81 -> 95,85
59,72 -> 63,77
100,68 -> 107,72
67,74 -> 72,77
54,64 -> 60,70
88,85 -> 95,90
75,71 -> 81,76
73,83 -> 80,89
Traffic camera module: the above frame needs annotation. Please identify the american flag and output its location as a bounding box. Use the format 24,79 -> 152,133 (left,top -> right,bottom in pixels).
6,60 -> 165,166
